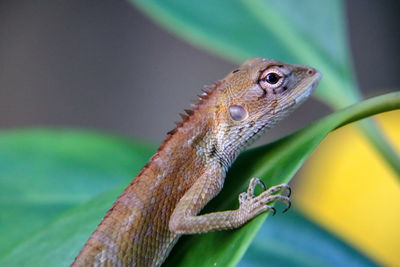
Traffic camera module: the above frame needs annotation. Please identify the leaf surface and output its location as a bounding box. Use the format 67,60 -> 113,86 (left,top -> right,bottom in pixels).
239,210 -> 378,267
0,129 -> 154,258
0,92 -> 398,266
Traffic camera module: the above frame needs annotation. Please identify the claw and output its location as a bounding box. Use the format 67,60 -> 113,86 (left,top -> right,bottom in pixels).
240,181 -> 291,219
271,207 -> 276,216
247,178 -> 267,197
286,187 -> 291,197
282,201 -> 291,213
258,179 -> 267,191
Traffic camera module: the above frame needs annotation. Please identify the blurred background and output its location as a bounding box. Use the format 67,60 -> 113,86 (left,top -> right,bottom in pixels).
1,1 -> 400,266
0,0 -> 399,144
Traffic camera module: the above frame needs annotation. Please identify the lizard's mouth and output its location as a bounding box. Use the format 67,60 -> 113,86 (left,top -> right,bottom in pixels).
278,69 -> 322,113
294,70 -> 322,105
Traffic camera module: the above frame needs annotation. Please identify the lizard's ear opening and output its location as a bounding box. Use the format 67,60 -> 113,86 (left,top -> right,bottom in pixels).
229,104 -> 248,121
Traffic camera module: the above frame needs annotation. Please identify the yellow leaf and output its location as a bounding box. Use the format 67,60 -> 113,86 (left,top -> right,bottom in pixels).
295,110 -> 400,267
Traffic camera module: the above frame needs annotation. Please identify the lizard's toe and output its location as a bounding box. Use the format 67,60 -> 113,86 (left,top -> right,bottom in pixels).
247,177 -> 267,197
239,192 -> 248,204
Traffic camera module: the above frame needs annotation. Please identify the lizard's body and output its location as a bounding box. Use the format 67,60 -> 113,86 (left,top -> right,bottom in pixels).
72,58 -> 321,266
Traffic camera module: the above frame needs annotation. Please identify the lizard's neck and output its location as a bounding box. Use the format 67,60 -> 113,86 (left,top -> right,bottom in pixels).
158,78 -> 282,175
159,81 -> 270,174
157,82 -> 233,174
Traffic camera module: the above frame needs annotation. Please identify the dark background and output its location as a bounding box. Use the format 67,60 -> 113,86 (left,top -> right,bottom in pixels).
0,0 -> 399,145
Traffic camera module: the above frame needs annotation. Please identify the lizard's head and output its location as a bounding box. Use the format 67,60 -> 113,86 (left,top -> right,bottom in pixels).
214,57 -> 321,157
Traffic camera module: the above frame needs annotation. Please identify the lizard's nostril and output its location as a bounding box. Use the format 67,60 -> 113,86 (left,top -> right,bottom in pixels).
307,69 -> 315,75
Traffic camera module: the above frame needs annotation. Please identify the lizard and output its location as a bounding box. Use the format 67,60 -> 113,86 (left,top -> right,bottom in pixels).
72,57 -> 321,267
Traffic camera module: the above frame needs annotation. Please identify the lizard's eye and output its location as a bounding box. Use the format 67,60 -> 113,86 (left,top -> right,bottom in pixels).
258,67 -> 287,93
265,72 -> 281,84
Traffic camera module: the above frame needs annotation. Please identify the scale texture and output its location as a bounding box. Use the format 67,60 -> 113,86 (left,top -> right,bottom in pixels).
72,58 -> 321,267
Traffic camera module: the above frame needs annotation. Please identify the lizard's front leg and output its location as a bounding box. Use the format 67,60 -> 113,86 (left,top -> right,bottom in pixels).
169,176 -> 291,234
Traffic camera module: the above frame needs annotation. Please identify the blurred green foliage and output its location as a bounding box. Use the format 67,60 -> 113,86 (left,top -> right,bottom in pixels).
130,0 -> 400,176
0,1 -> 399,266
0,92 -> 398,266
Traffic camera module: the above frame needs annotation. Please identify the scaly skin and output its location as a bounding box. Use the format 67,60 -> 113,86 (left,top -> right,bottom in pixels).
72,58 -> 321,267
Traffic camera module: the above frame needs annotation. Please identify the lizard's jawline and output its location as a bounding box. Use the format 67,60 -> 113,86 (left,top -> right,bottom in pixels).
237,83 -> 315,153
295,84 -> 314,105
240,73 -> 321,153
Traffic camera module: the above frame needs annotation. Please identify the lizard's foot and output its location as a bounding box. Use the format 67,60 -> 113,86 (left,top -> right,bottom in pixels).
239,178 -> 291,217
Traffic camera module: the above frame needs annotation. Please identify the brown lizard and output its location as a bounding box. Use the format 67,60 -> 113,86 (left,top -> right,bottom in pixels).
72,58 -> 321,267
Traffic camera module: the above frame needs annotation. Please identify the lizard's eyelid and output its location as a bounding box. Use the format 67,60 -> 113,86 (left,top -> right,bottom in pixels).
258,67 -> 286,90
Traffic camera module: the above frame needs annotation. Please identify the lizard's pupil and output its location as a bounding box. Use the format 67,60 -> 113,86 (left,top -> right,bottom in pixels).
265,73 -> 280,84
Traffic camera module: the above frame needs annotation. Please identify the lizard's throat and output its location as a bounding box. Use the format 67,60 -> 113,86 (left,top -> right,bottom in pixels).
217,119 -> 275,168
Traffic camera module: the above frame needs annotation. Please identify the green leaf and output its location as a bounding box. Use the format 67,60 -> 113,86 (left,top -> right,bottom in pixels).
0,187 -> 124,266
0,129 -> 154,258
163,92 -> 400,266
1,92 -> 398,266
239,210 -> 378,267
128,0 -> 400,178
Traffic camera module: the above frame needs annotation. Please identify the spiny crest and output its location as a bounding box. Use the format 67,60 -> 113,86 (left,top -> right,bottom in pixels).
166,80 -> 224,136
